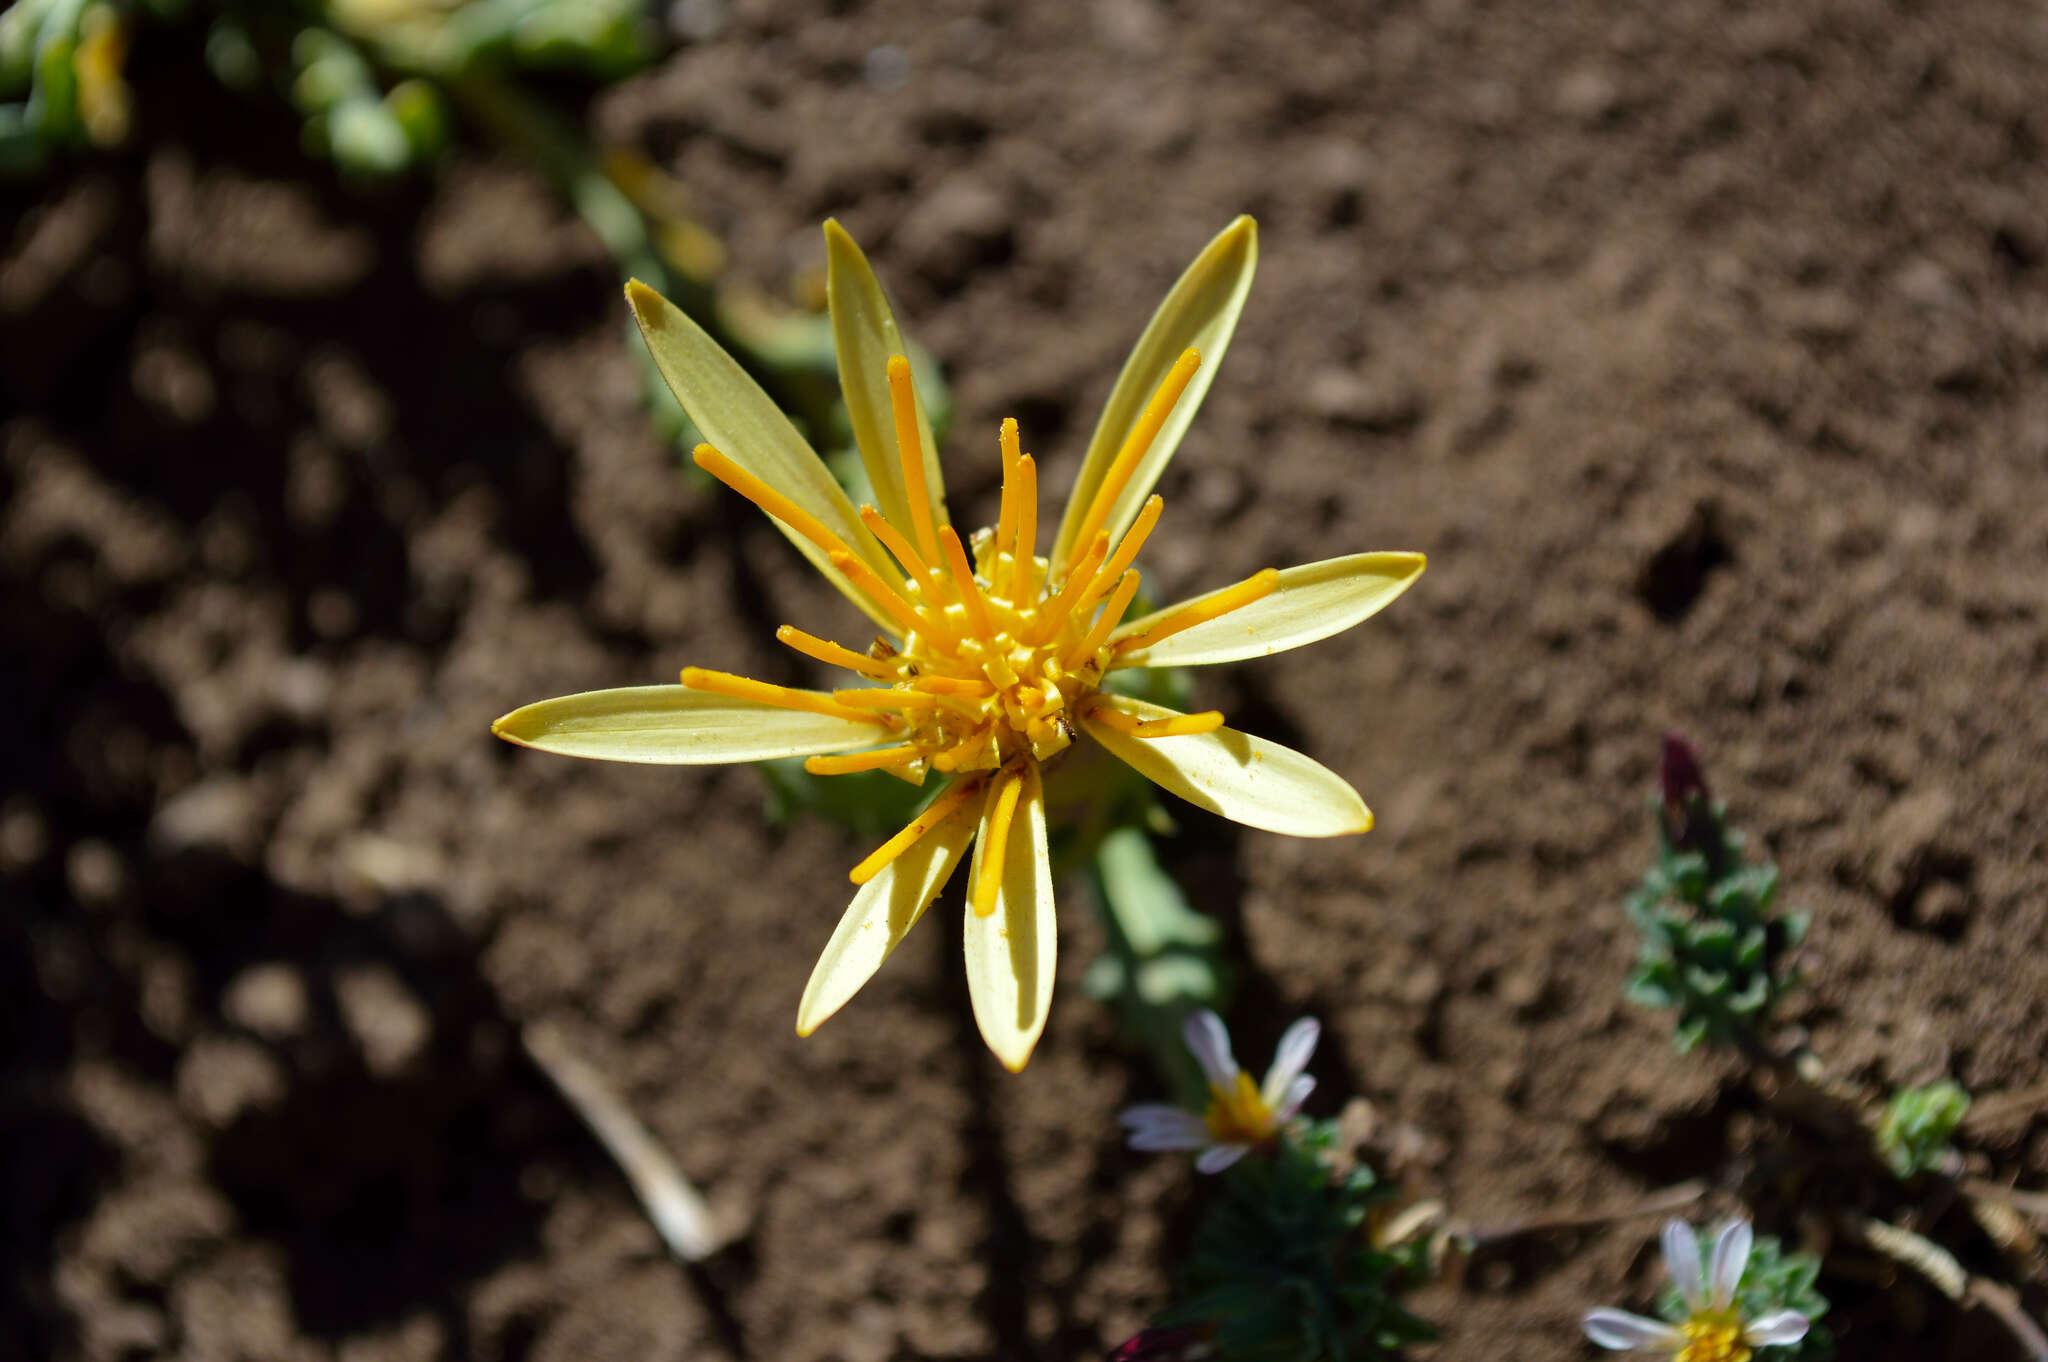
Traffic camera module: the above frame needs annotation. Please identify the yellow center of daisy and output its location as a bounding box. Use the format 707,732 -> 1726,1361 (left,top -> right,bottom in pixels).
1203,1070 -> 1279,1144
678,348 -> 1279,917
1676,1312 -> 1750,1362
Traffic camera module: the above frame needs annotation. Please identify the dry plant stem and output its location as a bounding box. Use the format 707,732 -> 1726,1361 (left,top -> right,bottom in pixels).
1964,1178 -> 2048,1226
1842,1212 -> 2048,1361
522,1020 -> 729,1262
1460,1180 -> 1707,1250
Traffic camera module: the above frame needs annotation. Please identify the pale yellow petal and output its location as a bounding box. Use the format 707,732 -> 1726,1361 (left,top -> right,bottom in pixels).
1051,217 -> 1258,569
1115,552 -> 1426,668
823,221 -> 950,543
625,280 -> 898,629
962,766 -> 1056,1071
493,685 -> 886,764
1081,698 -> 1370,837
795,789 -> 978,1036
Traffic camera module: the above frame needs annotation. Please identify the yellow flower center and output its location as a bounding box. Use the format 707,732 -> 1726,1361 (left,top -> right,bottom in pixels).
677,348 -> 1280,915
1676,1311 -> 1750,1362
1203,1070 -> 1278,1145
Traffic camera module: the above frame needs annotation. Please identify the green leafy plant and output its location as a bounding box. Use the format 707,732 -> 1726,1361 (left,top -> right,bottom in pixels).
1622,734 -> 1809,1053
1875,1079 -> 1970,1180
1162,1122 -> 1434,1362
1123,1015 -> 1433,1362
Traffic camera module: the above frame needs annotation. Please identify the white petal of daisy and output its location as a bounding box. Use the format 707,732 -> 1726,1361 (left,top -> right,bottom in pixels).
962,766 -> 1055,1072
492,685 -> 888,764
1707,1220 -> 1753,1309
626,280 -> 900,630
1081,698 -> 1372,838
1112,552 -> 1426,669
1052,217 -> 1258,572
1582,1308 -> 1684,1351
824,221 -> 950,545
1274,1073 -> 1316,1121
1260,1017 -> 1320,1108
1120,1105 -> 1212,1150
1182,1009 -> 1239,1088
1194,1143 -> 1250,1175
1743,1310 -> 1811,1347
1662,1219 -> 1707,1311
794,789 -> 979,1036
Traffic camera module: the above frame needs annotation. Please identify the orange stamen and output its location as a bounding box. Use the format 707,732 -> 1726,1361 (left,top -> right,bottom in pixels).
996,417 -> 1021,563
1113,567 -> 1279,656
928,731 -> 993,773
887,355 -> 941,565
1067,348 -> 1200,565
680,667 -> 884,725
833,688 -> 945,711
1009,455 -> 1038,602
848,776 -> 985,884
828,549 -> 958,648
695,444 -> 860,571
1064,570 -> 1141,669
1025,532 -> 1109,645
804,745 -> 923,776
859,505 -> 945,599
973,768 -> 1026,917
939,526 -> 995,641
908,675 -> 994,695
776,624 -> 896,679
1083,699 -> 1227,739
1077,494 -> 1163,617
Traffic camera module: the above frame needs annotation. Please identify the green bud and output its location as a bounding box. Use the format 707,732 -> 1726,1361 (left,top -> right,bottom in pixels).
1876,1079 -> 1970,1180
203,18 -> 260,90
327,94 -> 410,176
385,78 -> 447,161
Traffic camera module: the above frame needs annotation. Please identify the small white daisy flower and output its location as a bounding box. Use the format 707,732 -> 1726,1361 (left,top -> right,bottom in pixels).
1119,1010 -> 1318,1174
1583,1219 -> 1810,1362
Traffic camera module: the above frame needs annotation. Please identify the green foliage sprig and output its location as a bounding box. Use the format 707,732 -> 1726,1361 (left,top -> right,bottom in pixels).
1158,1119 -> 1434,1362
1875,1079 -> 1970,1181
1622,734 -> 1809,1053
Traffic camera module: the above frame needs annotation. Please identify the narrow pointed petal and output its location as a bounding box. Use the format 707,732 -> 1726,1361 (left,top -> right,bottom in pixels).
823,222 -> 949,543
795,789 -> 978,1035
1743,1310 -> 1810,1347
1127,1128 -> 1212,1152
962,766 -> 1055,1071
1260,1017 -> 1320,1108
1274,1072 -> 1316,1120
1182,1009 -> 1239,1088
1707,1220 -> 1753,1308
1120,1106 -> 1212,1150
1194,1143 -> 1249,1175
1662,1219 -> 1707,1310
626,280 -> 898,629
493,685 -> 886,764
1082,698 -> 1371,837
1581,1309 -> 1683,1351
1115,552 -> 1426,669
1052,217 -> 1258,569
1119,1102 -> 1198,1131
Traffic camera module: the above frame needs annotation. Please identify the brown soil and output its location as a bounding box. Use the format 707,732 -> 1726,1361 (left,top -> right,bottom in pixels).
7,1 -> 2048,1359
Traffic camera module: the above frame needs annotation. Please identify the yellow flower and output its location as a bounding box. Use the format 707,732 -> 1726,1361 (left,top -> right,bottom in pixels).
493,217 -> 1424,1069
